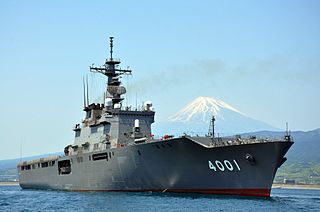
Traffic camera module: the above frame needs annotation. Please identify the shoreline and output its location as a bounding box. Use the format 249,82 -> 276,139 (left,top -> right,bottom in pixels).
0,181 -> 19,186
272,183 -> 320,190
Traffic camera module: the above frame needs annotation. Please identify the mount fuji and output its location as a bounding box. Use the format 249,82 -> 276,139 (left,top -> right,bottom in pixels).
152,96 -> 279,136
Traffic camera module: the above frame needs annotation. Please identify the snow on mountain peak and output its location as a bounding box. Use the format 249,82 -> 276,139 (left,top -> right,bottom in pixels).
168,96 -> 246,123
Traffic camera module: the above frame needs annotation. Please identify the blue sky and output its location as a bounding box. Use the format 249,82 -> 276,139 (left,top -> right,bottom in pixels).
0,0 -> 319,159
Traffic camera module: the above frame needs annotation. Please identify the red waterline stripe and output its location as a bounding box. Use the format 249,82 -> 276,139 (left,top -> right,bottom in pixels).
72,188 -> 271,197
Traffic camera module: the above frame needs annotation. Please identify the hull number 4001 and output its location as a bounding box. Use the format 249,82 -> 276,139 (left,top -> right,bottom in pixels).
208,160 -> 241,172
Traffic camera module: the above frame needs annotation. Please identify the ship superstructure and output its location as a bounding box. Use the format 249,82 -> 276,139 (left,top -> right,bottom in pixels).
69,37 -> 155,155
17,37 -> 293,197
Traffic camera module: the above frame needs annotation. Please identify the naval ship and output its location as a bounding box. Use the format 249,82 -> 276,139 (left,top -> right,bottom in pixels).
17,37 -> 293,197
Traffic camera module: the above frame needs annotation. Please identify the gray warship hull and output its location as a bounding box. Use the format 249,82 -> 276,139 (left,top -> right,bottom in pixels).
17,37 -> 294,197
19,137 -> 293,197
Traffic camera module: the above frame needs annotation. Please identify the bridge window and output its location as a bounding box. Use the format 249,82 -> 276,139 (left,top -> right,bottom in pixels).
91,126 -> 98,133
104,124 -> 110,134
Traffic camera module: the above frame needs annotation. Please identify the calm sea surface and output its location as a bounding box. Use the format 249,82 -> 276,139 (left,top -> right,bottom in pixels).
0,186 -> 319,211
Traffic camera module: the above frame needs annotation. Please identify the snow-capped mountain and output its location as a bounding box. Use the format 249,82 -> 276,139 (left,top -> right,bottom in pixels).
169,96 -> 247,123
153,96 -> 278,136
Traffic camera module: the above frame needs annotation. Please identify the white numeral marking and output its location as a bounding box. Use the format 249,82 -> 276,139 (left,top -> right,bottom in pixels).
208,159 -> 241,172
224,160 -> 233,171
215,160 -> 225,171
233,159 -> 241,171
208,160 -> 216,171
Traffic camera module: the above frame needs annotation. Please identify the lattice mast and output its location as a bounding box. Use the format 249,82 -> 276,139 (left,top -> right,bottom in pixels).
208,115 -> 215,138
90,37 -> 132,107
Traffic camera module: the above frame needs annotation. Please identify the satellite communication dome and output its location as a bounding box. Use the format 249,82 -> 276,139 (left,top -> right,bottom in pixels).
117,86 -> 126,95
105,98 -> 112,107
144,101 -> 153,111
114,103 -> 121,109
107,86 -> 126,95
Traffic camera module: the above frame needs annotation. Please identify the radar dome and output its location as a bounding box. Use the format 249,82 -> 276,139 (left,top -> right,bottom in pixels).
105,98 -> 113,107
144,101 -> 153,111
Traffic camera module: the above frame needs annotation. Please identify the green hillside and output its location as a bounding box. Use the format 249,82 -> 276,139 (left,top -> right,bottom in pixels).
275,162 -> 320,184
247,128 -> 320,184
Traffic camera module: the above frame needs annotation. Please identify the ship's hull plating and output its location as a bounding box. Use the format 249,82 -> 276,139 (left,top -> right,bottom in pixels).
19,138 -> 293,197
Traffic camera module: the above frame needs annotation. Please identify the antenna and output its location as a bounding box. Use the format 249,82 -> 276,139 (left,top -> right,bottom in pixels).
90,36 -> 131,78
135,92 -> 138,111
124,74 -> 131,107
20,138 -> 22,162
208,116 -> 215,138
284,122 -> 291,141
212,116 -> 215,138
86,75 -> 89,106
83,76 -> 87,107
109,36 -> 114,60
126,77 -> 128,107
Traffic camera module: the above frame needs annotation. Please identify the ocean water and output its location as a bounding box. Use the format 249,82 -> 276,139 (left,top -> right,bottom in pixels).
0,186 -> 320,211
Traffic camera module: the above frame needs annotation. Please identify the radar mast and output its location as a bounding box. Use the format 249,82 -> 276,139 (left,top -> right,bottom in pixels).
90,37 -> 132,107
